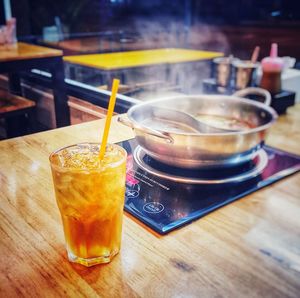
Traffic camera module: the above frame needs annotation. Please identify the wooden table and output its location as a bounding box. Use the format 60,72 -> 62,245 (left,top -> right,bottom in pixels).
63,48 -> 223,70
0,104 -> 300,297
42,31 -> 144,55
0,42 -> 70,128
64,48 -> 223,92
43,36 -> 127,55
44,37 -> 108,55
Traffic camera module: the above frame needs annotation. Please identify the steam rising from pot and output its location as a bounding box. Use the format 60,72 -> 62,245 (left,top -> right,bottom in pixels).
118,18 -> 230,100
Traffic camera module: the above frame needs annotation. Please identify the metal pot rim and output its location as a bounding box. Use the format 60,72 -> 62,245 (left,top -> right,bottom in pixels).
127,95 -> 278,136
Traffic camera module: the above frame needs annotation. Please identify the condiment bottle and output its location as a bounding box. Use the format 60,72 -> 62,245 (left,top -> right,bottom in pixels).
260,43 -> 284,94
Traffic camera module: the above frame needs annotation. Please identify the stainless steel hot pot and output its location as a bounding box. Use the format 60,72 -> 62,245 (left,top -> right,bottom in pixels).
118,88 -> 277,169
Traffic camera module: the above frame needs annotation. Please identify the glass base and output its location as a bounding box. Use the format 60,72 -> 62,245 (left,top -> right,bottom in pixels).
67,249 -> 119,267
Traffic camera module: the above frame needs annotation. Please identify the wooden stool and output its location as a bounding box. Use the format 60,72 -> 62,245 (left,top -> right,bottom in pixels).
0,90 -> 36,139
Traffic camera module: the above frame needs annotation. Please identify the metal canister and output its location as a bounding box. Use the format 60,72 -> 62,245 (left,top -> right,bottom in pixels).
232,60 -> 259,90
212,56 -> 239,87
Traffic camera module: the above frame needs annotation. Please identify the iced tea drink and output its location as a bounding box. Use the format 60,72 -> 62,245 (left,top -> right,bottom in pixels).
49,143 -> 127,267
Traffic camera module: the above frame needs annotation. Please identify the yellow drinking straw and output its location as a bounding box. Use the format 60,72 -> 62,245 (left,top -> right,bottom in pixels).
99,78 -> 120,160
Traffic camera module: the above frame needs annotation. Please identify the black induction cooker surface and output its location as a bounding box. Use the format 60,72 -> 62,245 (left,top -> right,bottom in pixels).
120,139 -> 300,234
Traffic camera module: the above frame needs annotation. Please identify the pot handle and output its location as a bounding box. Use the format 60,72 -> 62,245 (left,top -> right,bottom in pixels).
233,87 -> 271,106
117,115 -> 174,144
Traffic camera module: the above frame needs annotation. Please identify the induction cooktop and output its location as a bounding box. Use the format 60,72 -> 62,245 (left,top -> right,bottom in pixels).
120,139 -> 300,235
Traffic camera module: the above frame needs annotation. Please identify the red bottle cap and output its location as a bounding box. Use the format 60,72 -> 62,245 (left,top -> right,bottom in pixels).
261,43 -> 284,72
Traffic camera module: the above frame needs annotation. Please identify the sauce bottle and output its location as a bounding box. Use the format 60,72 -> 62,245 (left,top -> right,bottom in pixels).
260,43 -> 284,94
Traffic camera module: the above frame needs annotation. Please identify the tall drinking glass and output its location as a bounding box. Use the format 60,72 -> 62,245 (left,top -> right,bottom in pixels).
50,143 -> 127,267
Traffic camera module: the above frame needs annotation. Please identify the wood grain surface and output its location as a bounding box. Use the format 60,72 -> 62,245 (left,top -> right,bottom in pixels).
0,105 -> 300,298
0,42 -> 63,62
0,89 -> 35,115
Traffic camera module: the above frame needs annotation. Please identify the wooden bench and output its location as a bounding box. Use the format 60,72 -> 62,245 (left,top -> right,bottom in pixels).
68,97 -> 117,125
0,89 -> 36,139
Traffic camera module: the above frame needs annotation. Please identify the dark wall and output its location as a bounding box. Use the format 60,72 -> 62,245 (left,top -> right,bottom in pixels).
193,0 -> 300,24
0,0 -> 31,35
12,0 -> 31,36
4,0 -> 300,59
11,0 -> 300,37
19,0 -> 186,35
0,2 -> 6,24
